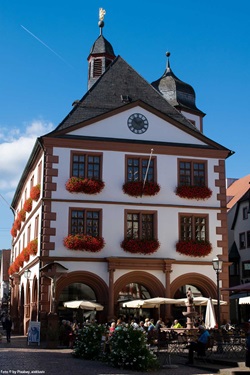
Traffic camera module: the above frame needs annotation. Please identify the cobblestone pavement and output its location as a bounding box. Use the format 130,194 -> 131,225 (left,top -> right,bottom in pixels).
0,335 -> 216,375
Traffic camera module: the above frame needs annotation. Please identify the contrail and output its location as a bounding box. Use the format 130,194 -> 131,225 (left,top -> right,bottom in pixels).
21,24 -> 74,68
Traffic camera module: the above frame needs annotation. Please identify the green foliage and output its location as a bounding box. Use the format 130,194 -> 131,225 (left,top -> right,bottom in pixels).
73,324 -> 106,360
106,326 -> 159,371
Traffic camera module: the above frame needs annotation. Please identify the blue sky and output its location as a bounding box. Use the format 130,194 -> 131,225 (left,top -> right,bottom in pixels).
0,0 -> 250,249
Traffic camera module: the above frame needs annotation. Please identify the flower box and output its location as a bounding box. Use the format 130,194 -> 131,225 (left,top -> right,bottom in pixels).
120,238 -> 160,255
65,177 -> 105,194
175,185 -> 212,200
22,247 -> 30,262
30,184 -> 41,201
122,181 -> 160,197
18,209 -> 26,222
10,226 -> 17,237
176,240 -> 212,257
13,219 -> 21,231
23,198 -> 33,213
63,234 -> 105,252
27,239 -> 38,256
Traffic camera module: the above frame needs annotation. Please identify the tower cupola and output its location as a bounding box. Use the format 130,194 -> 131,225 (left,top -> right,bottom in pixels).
87,8 -> 116,90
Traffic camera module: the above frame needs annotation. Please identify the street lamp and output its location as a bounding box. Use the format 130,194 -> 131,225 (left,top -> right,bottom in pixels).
212,255 -> 223,329
24,269 -> 32,279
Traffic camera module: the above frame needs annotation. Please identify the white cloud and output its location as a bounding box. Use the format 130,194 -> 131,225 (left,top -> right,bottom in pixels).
0,119 -> 54,193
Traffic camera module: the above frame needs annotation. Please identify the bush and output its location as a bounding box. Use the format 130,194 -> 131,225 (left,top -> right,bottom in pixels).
73,324 -> 106,360
106,326 -> 159,371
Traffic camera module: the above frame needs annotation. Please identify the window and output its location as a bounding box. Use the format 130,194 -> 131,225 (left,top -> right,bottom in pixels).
247,231 -> 250,248
179,214 -> 208,241
125,210 -> 156,240
30,175 -> 34,189
178,159 -> 207,186
71,152 -> 102,180
242,262 -> 250,278
243,207 -> 248,220
70,209 -> 101,237
239,232 -> 246,249
37,161 -> 42,185
34,215 -> 39,239
126,156 -> 156,182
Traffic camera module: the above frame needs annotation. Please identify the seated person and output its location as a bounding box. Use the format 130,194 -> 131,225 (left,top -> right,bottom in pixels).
186,325 -> 210,365
171,319 -> 183,328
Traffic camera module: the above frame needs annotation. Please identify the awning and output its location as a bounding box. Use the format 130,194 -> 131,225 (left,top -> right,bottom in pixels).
239,296 -> 250,304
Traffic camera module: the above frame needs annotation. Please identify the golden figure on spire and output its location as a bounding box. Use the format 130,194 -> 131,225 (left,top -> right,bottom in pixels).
99,8 -> 106,21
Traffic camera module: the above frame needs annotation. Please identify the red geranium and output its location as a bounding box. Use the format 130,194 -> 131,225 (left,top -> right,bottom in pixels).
16,254 -> 24,268
18,209 -> 26,222
30,184 -> 41,201
176,240 -> 212,257
175,185 -> 212,200
122,181 -> 160,197
8,264 -> 15,276
13,219 -> 21,231
63,234 -> 105,252
23,198 -> 33,213
121,238 -> 160,254
27,239 -> 38,256
65,177 -> 105,194
22,247 -> 30,262
11,226 -> 17,237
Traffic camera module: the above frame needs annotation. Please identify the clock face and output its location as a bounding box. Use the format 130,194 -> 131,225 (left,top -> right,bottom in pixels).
127,113 -> 149,134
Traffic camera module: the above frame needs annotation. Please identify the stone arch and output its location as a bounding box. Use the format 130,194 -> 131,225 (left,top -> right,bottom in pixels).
170,273 -> 217,298
114,271 -> 165,302
56,271 -> 109,321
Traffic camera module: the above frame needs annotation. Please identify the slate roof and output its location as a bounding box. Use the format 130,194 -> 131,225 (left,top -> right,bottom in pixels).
88,34 -> 115,57
151,63 -> 205,115
52,55 -> 202,133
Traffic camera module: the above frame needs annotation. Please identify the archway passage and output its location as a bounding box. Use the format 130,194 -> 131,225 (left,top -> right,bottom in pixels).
56,271 -> 108,323
114,271 -> 166,322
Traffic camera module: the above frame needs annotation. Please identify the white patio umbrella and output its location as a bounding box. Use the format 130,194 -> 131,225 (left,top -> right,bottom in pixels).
205,298 -> 217,329
122,299 -> 157,308
64,300 -> 104,311
239,296 -> 250,304
144,297 -> 178,305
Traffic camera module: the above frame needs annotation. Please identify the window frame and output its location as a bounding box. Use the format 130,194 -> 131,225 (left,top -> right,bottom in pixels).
239,232 -> 246,249
247,231 -> 250,248
124,154 -> 157,183
242,261 -> 250,278
70,151 -> 103,180
124,209 -> 158,240
178,213 -> 209,242
243,206 -> 248,220
177,158 -> 208,187
68,207 -> 102,237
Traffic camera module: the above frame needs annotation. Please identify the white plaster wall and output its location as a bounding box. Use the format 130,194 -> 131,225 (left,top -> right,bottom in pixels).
114,269 -> 166,285
51,200 -> 222,262
67,107 -> 206,146
52,148 -> 220,208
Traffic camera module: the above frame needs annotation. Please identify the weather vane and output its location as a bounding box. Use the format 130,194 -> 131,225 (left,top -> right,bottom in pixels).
99,8 -> 106,22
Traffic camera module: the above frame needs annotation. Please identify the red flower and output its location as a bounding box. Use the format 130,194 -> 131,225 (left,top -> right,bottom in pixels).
23,198 -> 33,213
27,239 -> 38,256
120,238 -> 160,254
13,219 -> 21,231
65,177 -> 105,194
63,234 -> 105,252
13,262 -> 20,272
30,184 -> 41,201
10,226 -> 17,237
176,240 -> 212,257
16,254 -> 24,268
8,265 -> 15,276
18,209 -> 26,222
122,181 -> 160,197
175,185 -> 212,200
22,247 -> 30,262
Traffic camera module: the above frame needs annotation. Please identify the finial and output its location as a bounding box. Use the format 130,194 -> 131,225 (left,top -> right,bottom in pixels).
166,51 -> 171,69
98,8 -> 106,35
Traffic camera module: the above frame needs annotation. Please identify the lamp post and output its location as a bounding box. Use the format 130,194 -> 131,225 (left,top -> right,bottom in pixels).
24,269 -> 32,280
212,255 -> 223,329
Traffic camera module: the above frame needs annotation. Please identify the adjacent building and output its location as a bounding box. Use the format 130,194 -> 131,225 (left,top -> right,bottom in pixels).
9,14 -> 232,335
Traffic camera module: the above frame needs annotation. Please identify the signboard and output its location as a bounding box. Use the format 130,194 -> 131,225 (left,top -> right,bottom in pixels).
28,321 -> 41,345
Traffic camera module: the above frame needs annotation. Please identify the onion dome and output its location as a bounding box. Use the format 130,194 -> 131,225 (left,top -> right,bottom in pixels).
151,52 -> 204,115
